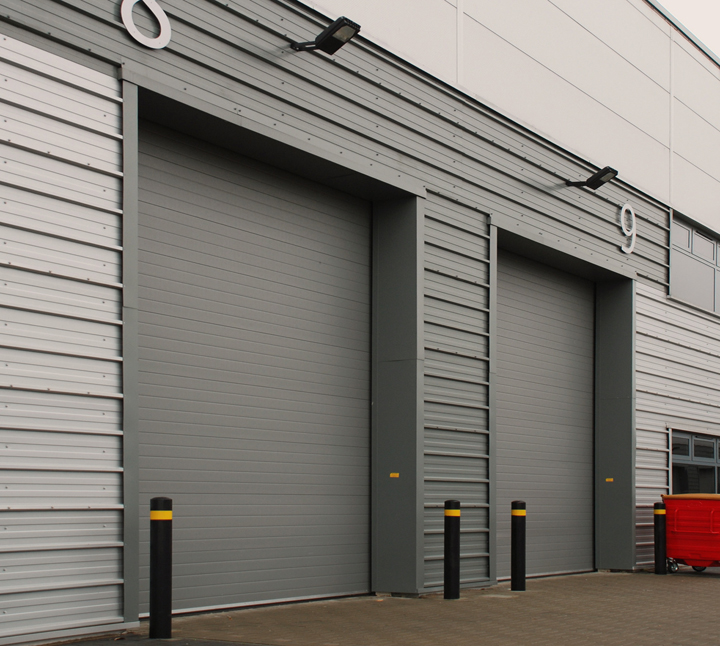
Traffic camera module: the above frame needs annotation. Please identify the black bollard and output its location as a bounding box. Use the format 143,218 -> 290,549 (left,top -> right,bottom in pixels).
511,501 -> 526,591
444,500 -> 460,599
654,502 -> 667,575
150,497 -> 173,638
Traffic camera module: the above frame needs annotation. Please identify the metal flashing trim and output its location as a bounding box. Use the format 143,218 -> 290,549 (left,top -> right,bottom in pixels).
492,211 -> 638,281
644,0 -> 720,70
119,61 -> 426,199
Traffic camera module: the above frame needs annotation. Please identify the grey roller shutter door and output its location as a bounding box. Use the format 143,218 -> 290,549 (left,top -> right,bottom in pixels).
496,250 -> 594,578
137,122 -> 371,612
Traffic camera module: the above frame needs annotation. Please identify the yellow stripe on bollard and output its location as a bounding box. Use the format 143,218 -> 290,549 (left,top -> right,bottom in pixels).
444,509 -> 461,517
654,509 -> 666,515
511,509 -> 526,516
150,510 -> 173,520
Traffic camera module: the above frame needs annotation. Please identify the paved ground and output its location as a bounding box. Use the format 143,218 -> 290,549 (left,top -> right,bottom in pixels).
75,568 -> 719,646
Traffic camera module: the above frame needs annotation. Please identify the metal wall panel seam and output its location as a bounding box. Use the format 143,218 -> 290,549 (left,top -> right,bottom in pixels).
0,580 -> 124,597
424,348 -> 490,361
0,344 -> 122,363
5,505 -> 124,510
0,304 -> 122,327
0,142 -> 123,180
425,242 -> 490,266
425,427 -> 490,436
0,221 -> 123,254
637,332 -> 720,359
0,543 -> 123,553
424,377 -> 490,388
0,263 -> 123,289
0,96 -> 122,142
424,216 -> 492,240
636,388 -> 720,409
0,178 -> 123,216
0,387 -> 121,399
425,268 -> 490,290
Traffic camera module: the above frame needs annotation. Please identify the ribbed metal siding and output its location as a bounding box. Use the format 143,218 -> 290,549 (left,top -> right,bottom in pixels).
496,251 -> 594,578
137,121 -> 371,612
0,33 -> 124,641
633,283 -> 720,566
423,193 -> 490,589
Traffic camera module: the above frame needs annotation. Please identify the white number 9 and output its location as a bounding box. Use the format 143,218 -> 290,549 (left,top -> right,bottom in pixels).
620,203 -> 636,254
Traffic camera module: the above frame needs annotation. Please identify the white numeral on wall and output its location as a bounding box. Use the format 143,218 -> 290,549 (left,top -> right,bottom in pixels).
620,203 -> 636,254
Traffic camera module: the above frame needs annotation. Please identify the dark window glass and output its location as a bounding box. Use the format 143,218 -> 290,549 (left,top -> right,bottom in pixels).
672,435 -> 690,457
673,465 -> 716,494
694,439 -> 715,460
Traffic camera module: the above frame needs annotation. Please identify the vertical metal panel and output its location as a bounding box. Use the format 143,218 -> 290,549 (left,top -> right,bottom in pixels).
137,120 -> 371,612
0,32 -> 124,640
634,282 -> 720,566
422,194 -> 490,589
495,250 -> 595,578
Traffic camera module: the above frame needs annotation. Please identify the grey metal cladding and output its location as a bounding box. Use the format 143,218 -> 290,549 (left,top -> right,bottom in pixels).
1,0 -> 668,287
634,282 -> 720,566
0,34 -> 124,640
422,194 -> 490,589
137,121 -> 371,612
496,251 -> 594,578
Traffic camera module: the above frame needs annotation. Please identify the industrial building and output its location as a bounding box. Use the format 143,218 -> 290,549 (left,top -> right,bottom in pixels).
0,0 -> 719,643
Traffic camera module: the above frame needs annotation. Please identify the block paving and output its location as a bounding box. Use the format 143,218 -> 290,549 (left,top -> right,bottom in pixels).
76,569 -> 719,646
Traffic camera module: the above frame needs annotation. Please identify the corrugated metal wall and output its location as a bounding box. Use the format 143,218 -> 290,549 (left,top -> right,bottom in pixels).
496,251 -> 595,578
634,282 -> 720,567
137,121 -> 371,612
0,34 -> 124,640
422,193 -> 490,589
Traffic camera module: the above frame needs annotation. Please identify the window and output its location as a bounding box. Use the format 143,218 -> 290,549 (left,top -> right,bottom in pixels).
670,217 -> 720,314
671,431 -> 720,494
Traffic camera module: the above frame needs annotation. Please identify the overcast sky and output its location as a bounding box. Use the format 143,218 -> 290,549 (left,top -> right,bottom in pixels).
655,0 -> 720,58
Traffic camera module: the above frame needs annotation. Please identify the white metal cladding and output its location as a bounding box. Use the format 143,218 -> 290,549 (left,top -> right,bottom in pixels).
496,251 -> 595,578
136,121 -> 371,612
0,33 -> 124,642
423,193 -> 490,589
634,282 -> 720,566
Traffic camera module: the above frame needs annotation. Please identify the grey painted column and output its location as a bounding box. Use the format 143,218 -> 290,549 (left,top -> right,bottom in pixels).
487,225 -> 498,584
122,80 -> 140,621
595,279 -> 636,570
371,196 -> 425,594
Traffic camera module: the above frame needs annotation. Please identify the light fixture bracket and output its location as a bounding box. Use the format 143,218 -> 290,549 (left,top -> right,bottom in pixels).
566,166 -> 618,190
291,16 -> 361,55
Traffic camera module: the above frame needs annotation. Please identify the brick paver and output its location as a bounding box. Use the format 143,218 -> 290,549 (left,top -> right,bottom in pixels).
146,569 -> 720,646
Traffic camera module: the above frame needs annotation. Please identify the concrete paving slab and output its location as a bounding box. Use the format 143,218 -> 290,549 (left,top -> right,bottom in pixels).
65,569 -> 720,646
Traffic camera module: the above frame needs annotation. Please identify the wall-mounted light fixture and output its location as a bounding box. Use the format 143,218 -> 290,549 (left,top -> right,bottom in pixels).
566,166 -> 618,190
291,16 -> 361,54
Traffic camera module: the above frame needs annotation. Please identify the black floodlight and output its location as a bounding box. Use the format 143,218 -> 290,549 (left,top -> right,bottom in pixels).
291,17 -> 361,54
566,166 -> 618,190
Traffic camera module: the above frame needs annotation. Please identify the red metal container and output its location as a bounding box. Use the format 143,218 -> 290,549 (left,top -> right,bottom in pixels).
662,494 -> 720,569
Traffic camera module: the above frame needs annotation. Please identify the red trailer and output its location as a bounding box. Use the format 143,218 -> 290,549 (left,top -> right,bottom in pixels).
662,494 -> 720,572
